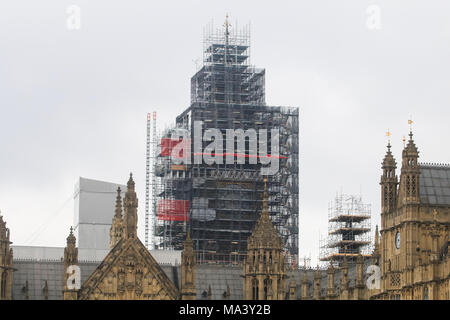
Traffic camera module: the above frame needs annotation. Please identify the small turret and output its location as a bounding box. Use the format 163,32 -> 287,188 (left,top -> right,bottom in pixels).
181,231 -> 196,300
110,187 -> 124,248
398,122 -> 420,205
123,173 -> 138,239
380,130 -> 398,214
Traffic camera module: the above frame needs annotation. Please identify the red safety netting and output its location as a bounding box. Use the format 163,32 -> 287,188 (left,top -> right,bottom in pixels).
157,199 -> 190,221
160,138 -> 190,158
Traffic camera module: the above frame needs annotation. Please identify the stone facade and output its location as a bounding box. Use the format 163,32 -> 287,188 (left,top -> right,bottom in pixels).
374,131 -> 450,300
243,178 -> 287,300
0,214 -> 14,300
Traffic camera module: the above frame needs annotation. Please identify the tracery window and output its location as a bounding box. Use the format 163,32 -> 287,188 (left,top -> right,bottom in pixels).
1,271 -> 6,298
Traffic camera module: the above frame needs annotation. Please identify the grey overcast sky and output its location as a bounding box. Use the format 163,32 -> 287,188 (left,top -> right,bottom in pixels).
1,1 -> 450,265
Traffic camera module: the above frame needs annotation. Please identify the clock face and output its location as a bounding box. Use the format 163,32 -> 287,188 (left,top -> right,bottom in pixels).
395,231 -> 400,249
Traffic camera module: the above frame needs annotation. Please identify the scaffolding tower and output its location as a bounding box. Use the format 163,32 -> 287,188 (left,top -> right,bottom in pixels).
151,18 -> 299,264
320,193 -> 372,264
145,113 -> 151,249
153,123 -> 190,250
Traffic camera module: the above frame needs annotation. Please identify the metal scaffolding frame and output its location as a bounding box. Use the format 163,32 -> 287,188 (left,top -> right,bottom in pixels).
320,193 -> 372,265
151,19 -> 299,264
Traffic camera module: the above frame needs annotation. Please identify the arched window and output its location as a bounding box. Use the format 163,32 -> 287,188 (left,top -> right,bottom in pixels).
252,278 -> 258,300
406,176 -> 411,195
1,271 -> 7,299
264,278 -> 269,300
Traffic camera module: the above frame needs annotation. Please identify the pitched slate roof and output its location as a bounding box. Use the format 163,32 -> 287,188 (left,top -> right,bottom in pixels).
419,164 -> 450,206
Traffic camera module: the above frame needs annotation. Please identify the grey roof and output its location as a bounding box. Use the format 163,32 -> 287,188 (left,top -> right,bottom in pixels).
419,164 -> 450,206
196,264 -> 243,300
12,260 -> 99,300
11,246 -> 182,299
12,260 -> 181,300
12,246 -> 109,262
11,242 -> 374,300
11,259 -> 373,300
12,246 -> 181,265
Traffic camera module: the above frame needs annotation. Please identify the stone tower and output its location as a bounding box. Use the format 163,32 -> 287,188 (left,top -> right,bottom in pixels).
376,124 -> 450,300
0,213 -> 13,300
63,227 -> 79,300
243,178 -> 287,300
380,129 -> 421,298
181,232 -> 196,300
398,130 -> 420,205
380,139 -> 398,215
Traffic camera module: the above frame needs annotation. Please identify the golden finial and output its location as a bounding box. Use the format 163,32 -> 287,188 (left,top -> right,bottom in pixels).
402,135 -> 406,148
386,129 -> 391,146
433,209 -> 438,221
408,119 -> 414,140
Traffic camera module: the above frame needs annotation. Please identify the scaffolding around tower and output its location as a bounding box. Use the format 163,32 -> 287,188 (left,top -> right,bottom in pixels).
150,18 -> 299,264
320,193 -> 372,264
151,120 -> 191,251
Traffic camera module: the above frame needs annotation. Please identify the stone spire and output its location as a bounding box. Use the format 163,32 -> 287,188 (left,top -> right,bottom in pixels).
123,173 -> 138,239
243,178 -> 286,300
372,225 -> 381,266
114,187 -> 123,219
247,178 -> 282,250
110,187 -> 124,248
399,122 -> 420,205
63,227 -> 79,300
66,226 -> 76,248
0,213 -> 7,241
380,131 -> 398,215
181,231 -> 196,300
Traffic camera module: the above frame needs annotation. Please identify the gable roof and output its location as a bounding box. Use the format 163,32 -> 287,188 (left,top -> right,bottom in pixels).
78,237 -> 180,299
419,164 -> 450,206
